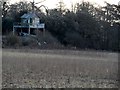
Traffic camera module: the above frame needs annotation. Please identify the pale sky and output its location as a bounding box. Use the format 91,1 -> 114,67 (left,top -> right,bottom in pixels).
10,0 -> 120,9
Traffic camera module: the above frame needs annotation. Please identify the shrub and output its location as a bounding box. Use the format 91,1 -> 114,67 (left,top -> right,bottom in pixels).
21,36 -> 38,48
35,30 -> 62,49
36,31 -> 59,44
5,33 -> 22,47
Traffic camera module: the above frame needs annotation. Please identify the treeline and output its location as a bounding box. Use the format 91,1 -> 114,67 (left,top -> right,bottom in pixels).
2,1 -> 120,51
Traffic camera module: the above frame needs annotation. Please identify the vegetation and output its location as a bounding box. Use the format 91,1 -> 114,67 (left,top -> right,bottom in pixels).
2,49 -> 118,88
2,0 -> 120,51
3,33 -> 22,47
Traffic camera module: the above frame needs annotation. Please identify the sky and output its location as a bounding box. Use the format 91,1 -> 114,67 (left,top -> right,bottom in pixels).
10,0 -> 120,9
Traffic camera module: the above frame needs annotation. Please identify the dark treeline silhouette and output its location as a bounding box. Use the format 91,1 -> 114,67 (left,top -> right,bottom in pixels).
2,1 -> 120,51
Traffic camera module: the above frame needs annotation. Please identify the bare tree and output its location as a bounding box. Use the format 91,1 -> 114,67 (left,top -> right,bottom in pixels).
56,0 -> 66,14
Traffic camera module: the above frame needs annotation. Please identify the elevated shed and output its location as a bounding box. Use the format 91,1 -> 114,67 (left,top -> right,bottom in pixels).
13,12 -> 45,35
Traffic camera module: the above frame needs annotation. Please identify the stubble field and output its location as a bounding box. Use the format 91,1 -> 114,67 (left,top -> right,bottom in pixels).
2,49 -> 119,88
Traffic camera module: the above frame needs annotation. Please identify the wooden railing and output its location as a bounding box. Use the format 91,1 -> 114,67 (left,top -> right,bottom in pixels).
13,22 -> 45,28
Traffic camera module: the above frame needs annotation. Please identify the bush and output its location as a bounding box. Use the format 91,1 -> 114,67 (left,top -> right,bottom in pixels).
36,31 -> 59,44
35,30 -> 62,49
21,36 -> 38,48
5,33 -> 22,47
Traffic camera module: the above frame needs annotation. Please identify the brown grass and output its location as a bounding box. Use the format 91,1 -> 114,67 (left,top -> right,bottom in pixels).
2,49 -> 118,88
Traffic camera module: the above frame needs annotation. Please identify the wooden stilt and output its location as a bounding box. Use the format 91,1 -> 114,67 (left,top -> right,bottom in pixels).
43,28 -> 45,37
28,25 -> 30,35
13,26 -> 15,35
21,28 -> 22,33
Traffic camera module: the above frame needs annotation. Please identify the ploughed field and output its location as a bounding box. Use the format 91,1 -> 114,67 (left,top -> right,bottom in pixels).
2,49 -> 118,88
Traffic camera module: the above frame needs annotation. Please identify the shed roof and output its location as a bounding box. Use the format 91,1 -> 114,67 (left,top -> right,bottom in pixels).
21,12 -> 39,19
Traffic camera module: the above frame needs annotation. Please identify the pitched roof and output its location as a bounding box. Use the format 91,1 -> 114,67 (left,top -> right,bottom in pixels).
21,12 -> 39,18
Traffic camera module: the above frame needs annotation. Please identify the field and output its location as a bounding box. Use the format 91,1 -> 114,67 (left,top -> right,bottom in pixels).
2,49 -> 118,88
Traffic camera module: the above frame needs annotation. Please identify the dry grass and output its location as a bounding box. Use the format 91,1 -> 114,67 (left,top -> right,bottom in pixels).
2,49 -> 118,88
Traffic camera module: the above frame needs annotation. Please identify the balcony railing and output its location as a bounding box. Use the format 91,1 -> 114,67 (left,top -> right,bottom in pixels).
14,22 -> 31,26
13,22 -> 45,28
